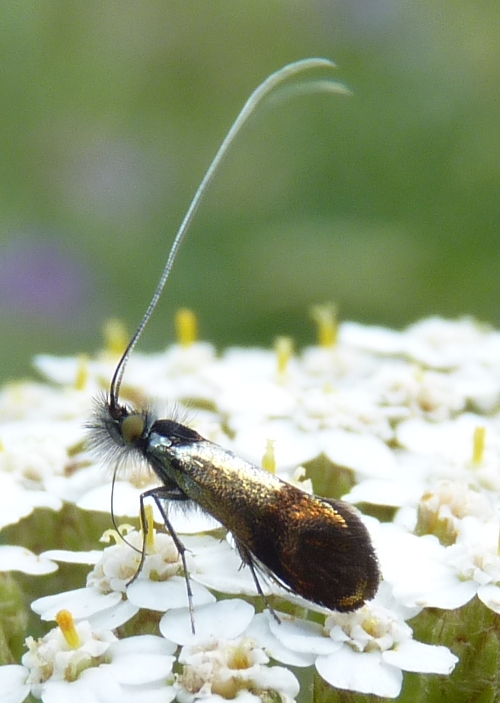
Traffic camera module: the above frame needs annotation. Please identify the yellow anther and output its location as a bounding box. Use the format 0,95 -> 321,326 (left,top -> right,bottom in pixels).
103,319 -> 129,357
310,303 -> 338,348
74,355 -> 89,391
472,426 -> 487,466
141,504 -> 157,552
262,439 -> 277,475
56,610 -> 82,649
275,336 -> 294,377
175,308 -> 198,348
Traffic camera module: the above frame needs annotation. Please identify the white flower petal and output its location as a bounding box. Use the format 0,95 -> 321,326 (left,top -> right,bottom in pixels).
339,322 -> 404,355
393,573 -> 477,610
231,420 -> 318,469
120,684 -> 177,703
0,546 -> 58,575
32,586 -> 122,620
88,599 -> 139,630
383,640 -> 458,674
342,478 -> 422,507
477,583 -> 500,613
397,414 -> 490,465
316,649 -> 403,698
218,376 -> 296,417
42,667 -> 122,703
250,665 -> 300,699
243,613 -> 318,667
110,634 -> 177,656
321,429 -> 398,479
77,480 -> 143,516
376,527 -> 477,609
42,549 -> 102,565
47,465 -> 110,505
160,599 -> 255,645
0,474 -> 55,529
127,575 -> 215,612
267,612 -> 339,656
188,537 -> 269,597
107,637 -> 175,684
0,665 -> 30,703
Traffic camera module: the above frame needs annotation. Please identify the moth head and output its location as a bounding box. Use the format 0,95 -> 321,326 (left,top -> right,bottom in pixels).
87,394 -> 154,463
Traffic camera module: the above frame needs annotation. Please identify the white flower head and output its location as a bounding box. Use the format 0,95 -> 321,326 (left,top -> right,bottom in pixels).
33,523 -> 215,630
22,611 -> 117,697
159,600 -> 299,703
316,585 -> 458,698
2,609 -> 177,703
444,516 -> 500,613
176,636 -> 299,703
88,525 -> 182,593
417,479 -> 496,544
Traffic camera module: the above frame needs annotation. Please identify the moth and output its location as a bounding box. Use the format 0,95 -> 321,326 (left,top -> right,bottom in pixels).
88,59 -> 380,628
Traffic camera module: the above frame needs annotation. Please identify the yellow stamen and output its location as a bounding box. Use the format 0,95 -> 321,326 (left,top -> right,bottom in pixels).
100,525 -> 135,544
262,439 -> 277,474
310,303 -> 338,348
472,426 -> 487,466
175,308 -> 198,347
103,319 -> 129,357
141,504 -> 157,552
0,438 -> 4,452
275,336 -> 293,377
74,354 -> 89,391
56,610 -> 82,649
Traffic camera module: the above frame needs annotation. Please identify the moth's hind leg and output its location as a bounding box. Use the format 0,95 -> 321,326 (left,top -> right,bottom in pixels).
235,540 -> 281,624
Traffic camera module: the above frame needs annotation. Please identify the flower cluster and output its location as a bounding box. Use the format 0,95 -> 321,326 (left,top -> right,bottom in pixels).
3,312 -> 500,701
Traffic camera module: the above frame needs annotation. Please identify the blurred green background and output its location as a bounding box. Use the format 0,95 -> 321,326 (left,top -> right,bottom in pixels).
1,1 -> 499,382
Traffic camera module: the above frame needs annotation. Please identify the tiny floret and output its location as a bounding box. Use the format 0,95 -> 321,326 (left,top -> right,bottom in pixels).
176,636 -> 299,703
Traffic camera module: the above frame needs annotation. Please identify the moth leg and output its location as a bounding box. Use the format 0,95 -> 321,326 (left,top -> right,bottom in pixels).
134,485 -> 197,633
236,541 -> 281,625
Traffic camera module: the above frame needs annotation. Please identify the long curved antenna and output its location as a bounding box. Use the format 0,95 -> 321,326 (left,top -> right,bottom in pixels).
109,57 -> 346,405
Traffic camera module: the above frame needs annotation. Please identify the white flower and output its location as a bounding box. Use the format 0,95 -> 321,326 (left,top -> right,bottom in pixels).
315,585 -> 458,698
160,600 -> 299,703
0,546 -> 57,576
239,585 -> 456,699
176,637 -> 298,703
445,516 -> 500,613
402,317 -> 500,369
244,611 -> 338,667
34,527 -> 215,630
0,665 -> 30,703
375,523 -> 477,610
0,472 -> 61,530
0,610 -> 176,703
417,479 -> 496,542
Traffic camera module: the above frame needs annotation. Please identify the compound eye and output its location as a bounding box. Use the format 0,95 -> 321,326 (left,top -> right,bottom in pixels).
121,413 -> 146,445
